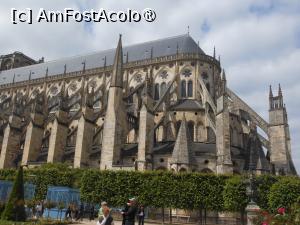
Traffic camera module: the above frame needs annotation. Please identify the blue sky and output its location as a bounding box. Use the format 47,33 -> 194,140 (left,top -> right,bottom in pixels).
0,0 -> 299,173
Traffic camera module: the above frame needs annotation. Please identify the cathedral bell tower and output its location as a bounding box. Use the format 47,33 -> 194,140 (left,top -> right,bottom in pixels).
268,85 -> 295,175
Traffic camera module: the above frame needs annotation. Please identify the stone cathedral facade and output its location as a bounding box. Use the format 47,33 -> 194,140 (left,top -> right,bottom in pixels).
0,34 -> 297,175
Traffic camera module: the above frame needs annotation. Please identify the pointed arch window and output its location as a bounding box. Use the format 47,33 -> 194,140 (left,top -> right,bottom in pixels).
188,80 -> 193,97
154,83 -> 159,100
206,83 -> 210,92
181,80 -> 186,97
176,120 -> 182,135
67,128 -> 77,147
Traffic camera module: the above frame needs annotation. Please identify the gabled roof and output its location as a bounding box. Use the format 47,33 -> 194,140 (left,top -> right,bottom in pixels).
0,34 -> 204,85
170,115 -> 195,165
170,99 -> 204,111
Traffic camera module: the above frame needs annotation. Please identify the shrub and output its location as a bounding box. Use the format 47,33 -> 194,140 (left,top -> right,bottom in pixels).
1,166 -> 26,221
0,202 -> 5,215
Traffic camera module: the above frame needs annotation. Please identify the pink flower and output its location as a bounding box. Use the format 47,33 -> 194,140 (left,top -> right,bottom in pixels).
262,222 -> 268,225
277,207 -> 285,214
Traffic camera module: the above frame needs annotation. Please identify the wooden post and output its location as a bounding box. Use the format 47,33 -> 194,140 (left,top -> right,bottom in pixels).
169,208 -> 172,224
162,207 -> 165,224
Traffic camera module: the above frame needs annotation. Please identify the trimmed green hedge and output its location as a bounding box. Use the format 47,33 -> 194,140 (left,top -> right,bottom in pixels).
268,177 -> 300,212
0,163 -> 81,200
223,176 -> 248,212
0,164 -> 299,213
80,170 -> 228,210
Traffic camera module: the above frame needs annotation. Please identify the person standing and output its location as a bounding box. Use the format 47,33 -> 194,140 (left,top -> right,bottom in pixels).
138,205 -> 145,225
65,204 -> 71,220
71,204 -> 78,222
76,203 -> 84,221
89,204 -> 95,221
36,202 -> 43,219
97,207 -> 114,225
122,198 -> 138,225
121,202 -> 130,225
98,201 -> 108,223
98,201 -> 108,220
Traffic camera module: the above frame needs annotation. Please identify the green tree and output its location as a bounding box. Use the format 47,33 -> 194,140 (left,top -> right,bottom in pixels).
1,166 -> 26,221
223,176 -> 248,224
254,175 -> 278,210
268,176 -> 300,212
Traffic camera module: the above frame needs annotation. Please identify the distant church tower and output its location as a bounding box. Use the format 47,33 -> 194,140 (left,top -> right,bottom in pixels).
100,35 -> 127,169
268,85 -> 295,175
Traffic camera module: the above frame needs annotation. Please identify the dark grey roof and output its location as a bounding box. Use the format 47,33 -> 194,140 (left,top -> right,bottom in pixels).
0,34 -> 204,85
154,141 -> 175,154
193,142 -> 216,153
122,143 -> 138,157
170,99 -> 204,111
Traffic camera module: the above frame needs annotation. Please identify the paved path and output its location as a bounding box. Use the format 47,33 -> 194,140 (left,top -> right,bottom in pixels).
74,220 -> 159,225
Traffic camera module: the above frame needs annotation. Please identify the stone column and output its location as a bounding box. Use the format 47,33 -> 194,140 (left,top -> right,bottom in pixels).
21,113 -> 44,165
0,115 -> 22,168
245,201 -> 260,225
73,107 -> 94,168
137,104 -> 154,171
47,110 -> 68,163
216,95 -> 233,174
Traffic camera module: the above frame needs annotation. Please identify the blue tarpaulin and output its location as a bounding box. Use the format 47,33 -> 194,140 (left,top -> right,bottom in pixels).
0,180 -> 35,202
46,186 -> 80,205
44,186 -> 81,219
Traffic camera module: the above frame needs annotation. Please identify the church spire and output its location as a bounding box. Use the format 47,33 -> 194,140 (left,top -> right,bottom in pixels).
269,85 -> 273,98
110,34 -> 123,88
170,114 -> 194,166
278,83 -> 282,96
213,46 -> 216,58
221,69 -> 226,81
278,84 -> 283,108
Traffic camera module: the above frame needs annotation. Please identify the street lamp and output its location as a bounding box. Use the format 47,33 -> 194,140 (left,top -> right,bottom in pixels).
246,169 -> 255,203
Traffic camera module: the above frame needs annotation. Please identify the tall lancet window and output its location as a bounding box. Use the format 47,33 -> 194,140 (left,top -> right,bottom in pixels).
181,80 -> 187,97
187,121 -> 194,141
176,121 -> 181,135
188,80 -> 193,97
154,83 -> 159,100
206,83 -> 210,92
160,82 -> 166,96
